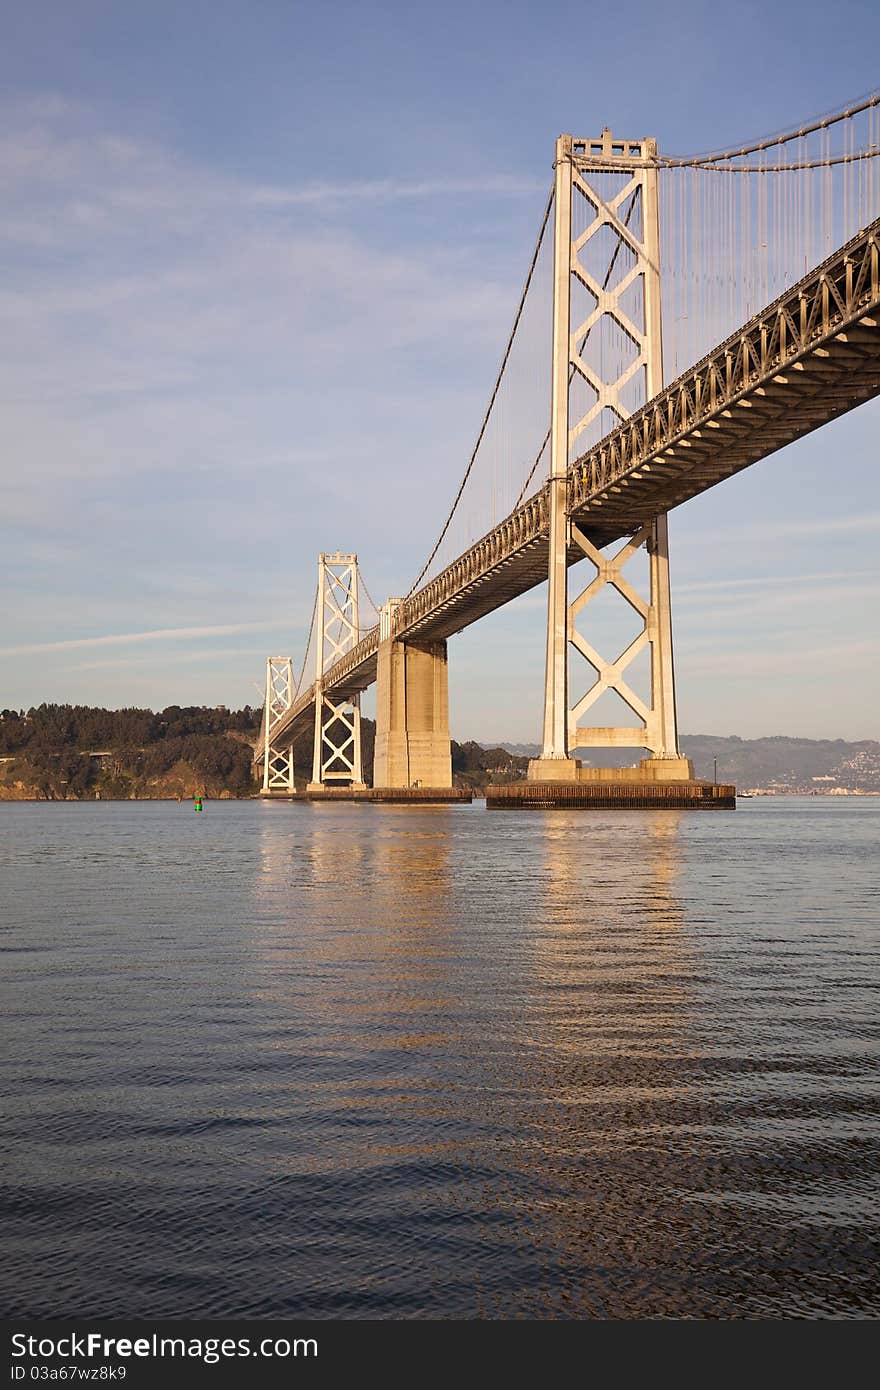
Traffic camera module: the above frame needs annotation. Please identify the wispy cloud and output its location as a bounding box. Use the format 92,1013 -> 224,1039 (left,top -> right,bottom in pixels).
678,579 -> 880,622
250,174 -> 547,208
62,645 -> 269,672
685,512 -> 880,549
0,98 -> 522,513
676,567 -> 879,595
770,513 -> 880,538
0,623 -> 277,657
683,637 -> 880,679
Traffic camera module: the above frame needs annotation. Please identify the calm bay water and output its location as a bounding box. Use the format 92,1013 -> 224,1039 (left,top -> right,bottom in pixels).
1,797 -> 878,1319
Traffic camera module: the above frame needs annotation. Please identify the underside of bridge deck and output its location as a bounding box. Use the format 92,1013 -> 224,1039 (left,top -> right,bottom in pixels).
572,316 -> 880,537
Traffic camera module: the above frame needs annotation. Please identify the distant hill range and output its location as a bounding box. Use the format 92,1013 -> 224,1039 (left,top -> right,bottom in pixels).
0,705 -> 877,796
501,736 -> 880,794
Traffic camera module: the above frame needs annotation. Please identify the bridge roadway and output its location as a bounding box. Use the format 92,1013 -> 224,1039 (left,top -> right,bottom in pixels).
263,218 -> 880,755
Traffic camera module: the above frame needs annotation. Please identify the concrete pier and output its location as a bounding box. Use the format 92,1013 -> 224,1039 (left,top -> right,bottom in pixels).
487,778 -> 735,809
373,637 -> 453,789
260,786 -> 471,805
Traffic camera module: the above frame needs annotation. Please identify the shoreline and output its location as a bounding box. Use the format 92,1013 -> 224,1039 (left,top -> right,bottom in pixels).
2,790 -> 880,803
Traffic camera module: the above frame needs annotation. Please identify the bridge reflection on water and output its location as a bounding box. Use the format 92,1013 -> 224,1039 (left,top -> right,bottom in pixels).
245,802 -> 879,1317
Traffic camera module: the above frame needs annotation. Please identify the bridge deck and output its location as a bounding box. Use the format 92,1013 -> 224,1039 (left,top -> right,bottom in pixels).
262,220 -> 880,755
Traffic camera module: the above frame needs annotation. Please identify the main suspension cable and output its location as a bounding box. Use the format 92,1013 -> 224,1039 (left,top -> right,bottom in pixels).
357,571 -> 382,631
664,89 -> 880,165
294,584 -> 319,695
660,146 -> 880,173
405,181 -> 555,597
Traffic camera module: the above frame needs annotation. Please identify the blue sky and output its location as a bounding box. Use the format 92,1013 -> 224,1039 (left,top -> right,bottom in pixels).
2,0 -> 878,741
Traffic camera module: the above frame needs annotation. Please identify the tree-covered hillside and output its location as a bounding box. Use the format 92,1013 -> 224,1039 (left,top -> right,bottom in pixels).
0,704 -> 262,799
0,704 -> 530,798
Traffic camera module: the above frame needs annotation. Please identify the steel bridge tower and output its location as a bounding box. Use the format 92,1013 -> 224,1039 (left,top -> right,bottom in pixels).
308,552 -> 366,790
261,656 -> 296,794
529,130 -> 689,782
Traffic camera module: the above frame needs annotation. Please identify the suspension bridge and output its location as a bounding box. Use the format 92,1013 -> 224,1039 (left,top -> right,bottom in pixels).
257,96 -> 880,805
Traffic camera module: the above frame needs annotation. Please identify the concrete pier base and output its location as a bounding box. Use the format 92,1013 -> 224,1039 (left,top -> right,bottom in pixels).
373,637 -> 453,789
488,778 -> 735,809
527,756 -> 697,783
526,757 -> 581,782
306,782 -> 366,792
260,786 -> 471,805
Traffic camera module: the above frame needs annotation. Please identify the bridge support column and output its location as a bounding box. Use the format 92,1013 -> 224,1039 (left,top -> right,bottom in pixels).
530,128 -> 689,784
374,619 -> 452,788
532,133 -> 578,781
648,512 -> 680,759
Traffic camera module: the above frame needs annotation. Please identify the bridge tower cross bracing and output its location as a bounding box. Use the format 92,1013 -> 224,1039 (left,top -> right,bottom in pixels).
308,552 -> 366,789
531,129 -> 684,781
261,657 -> 296,794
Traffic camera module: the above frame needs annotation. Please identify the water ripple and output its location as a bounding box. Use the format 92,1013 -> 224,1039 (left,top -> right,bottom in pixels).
1,798 -> 878,1318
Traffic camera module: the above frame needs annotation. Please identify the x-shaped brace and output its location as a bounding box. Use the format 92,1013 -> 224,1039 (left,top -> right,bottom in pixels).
568,523 -> 653,735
